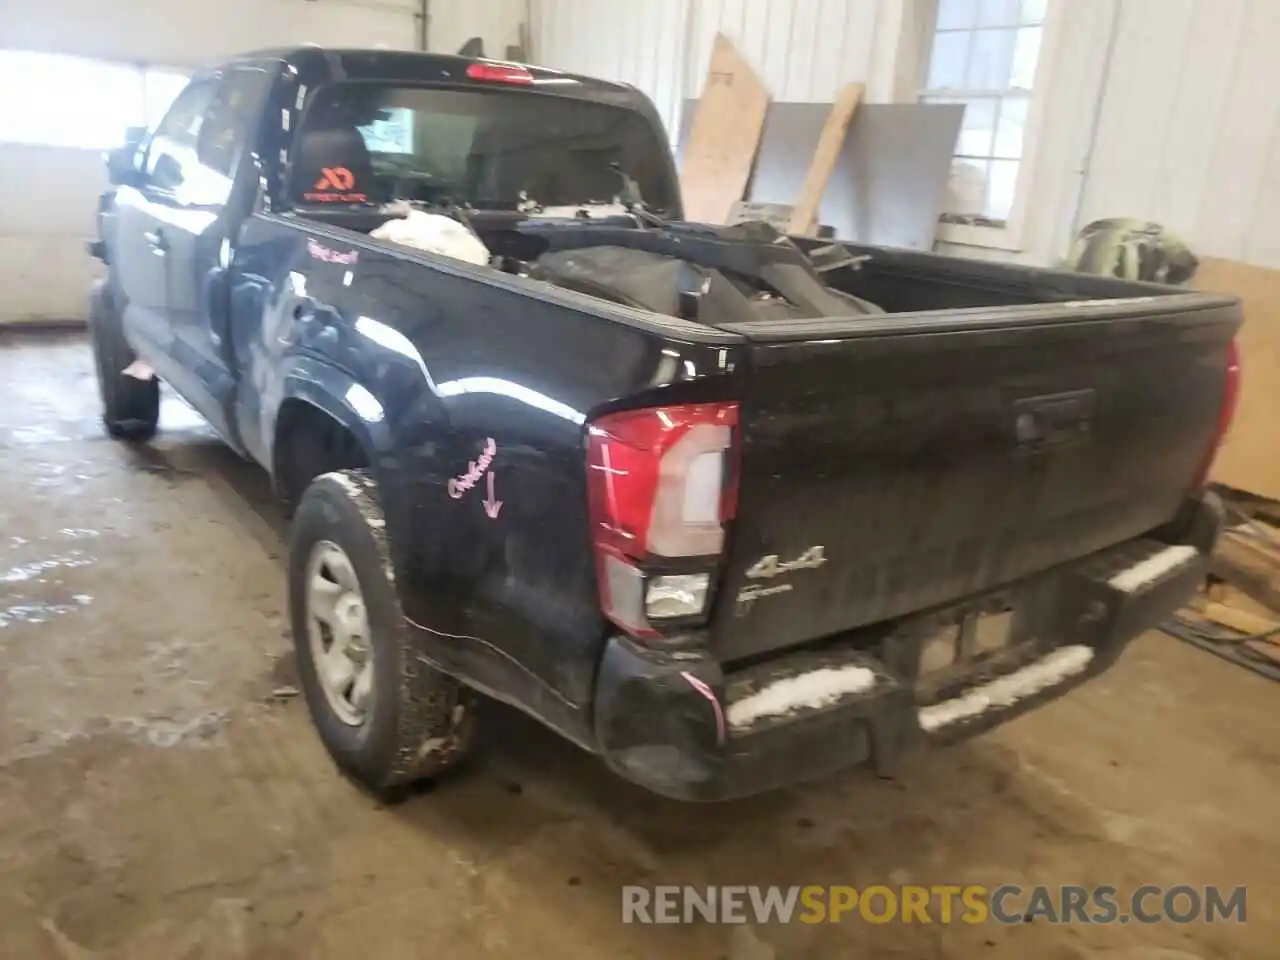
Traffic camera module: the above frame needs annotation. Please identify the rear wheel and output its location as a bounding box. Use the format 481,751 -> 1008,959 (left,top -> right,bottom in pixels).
88,281 -> 159,442
289,469 -> 476,796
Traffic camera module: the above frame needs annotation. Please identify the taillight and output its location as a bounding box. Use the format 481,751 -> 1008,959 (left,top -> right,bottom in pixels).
586,402 -> 739,638
465,62 -> 534,85
1193,337 -> 1241,489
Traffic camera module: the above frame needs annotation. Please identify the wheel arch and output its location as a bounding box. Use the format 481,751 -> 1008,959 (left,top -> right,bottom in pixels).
269,358 -> 389,511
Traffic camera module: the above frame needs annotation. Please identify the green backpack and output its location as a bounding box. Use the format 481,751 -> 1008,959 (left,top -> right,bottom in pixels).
1065,218 -> 1199,285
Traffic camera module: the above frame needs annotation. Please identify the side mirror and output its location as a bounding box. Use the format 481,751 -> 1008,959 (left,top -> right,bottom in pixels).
150,152 -> 183,190
105,127 -> 148,187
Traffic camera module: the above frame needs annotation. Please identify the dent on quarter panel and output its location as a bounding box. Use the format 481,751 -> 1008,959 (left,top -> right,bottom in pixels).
231,212 -> 723,738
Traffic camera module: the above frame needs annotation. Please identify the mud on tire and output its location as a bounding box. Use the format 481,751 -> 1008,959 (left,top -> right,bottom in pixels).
289,469 -> 476,796
88,280 -> 159,442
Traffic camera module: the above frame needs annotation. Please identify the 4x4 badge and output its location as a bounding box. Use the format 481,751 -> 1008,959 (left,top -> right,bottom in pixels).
746,546 -> 827,580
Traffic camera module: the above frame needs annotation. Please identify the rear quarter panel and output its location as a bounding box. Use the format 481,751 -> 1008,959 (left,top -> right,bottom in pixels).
230,213 -> 742,742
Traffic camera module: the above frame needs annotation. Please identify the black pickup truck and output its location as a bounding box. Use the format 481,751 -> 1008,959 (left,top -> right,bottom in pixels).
89,47 -> 1241,801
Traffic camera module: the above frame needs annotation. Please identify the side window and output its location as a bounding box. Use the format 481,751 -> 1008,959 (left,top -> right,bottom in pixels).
145,79 -> 218,194
145,67 -> 272,206
198,67 -> 273,179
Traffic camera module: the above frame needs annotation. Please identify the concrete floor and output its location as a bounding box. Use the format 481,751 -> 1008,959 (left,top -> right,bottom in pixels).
0,331 -> 1276,960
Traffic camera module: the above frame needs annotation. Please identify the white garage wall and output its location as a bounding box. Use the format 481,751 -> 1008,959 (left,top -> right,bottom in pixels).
939,0 -> 1280,270
431,0 -> 528,57
534,0 -> 1280,273
531,0 -> 911,143
532,0 -> 1093,265
0,0 -> 420,67
1071,0 -> 1280,269
531,0 -> 691,136
0,0 -> 527,324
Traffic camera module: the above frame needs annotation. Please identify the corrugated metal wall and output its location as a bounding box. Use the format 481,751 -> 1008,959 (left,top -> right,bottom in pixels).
1075,0 -> 1280,269
684,0 -> 880,101
429,0 -> 528,57
531,0 -> 691,135
0,0 -> 419,64
531,0 -> 885,140
534,0 -> 1280,271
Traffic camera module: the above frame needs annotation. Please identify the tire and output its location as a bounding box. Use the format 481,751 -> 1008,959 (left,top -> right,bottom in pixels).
88,280 -> 159,442
289,469 -> 476,796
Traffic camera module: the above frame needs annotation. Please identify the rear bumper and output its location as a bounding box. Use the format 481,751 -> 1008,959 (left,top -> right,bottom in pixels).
593,496 -> 1220,801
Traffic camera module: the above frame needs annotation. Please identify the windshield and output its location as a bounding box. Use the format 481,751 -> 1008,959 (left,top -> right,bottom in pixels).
291,81 -> 679,213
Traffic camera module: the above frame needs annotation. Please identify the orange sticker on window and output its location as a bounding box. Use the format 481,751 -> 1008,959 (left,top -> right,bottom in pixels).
303,165 -> 367,203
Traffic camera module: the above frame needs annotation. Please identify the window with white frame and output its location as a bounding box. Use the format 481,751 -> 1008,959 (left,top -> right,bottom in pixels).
0,50 -> 190,150
920,0 -> 1048,233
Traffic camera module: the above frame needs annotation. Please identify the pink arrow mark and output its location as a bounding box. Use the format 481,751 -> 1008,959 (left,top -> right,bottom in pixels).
482,471 -> 503,519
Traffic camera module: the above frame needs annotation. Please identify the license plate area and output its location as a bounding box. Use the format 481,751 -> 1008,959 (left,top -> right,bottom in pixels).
911,604 -> 1032,701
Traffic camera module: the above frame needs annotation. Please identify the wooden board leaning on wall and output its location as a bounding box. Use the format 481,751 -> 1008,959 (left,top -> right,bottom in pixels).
786,82 -> 864,236
1195,258 -> 1280,501
679,34 -> 770,225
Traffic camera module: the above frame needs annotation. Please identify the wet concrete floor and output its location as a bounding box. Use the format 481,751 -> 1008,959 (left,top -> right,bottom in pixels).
0,331 -> 1276,959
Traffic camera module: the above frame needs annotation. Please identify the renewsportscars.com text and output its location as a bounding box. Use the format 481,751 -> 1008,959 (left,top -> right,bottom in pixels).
621,885 -> 1247,925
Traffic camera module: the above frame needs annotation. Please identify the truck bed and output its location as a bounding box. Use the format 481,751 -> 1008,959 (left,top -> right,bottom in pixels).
287,208 -> 1240,670
302,206 -> 1206,318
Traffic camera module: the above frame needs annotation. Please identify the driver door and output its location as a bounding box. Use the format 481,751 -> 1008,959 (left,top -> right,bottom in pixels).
157,66 -> 275,446
119,69 -> 269,444
113,78 -> 219,376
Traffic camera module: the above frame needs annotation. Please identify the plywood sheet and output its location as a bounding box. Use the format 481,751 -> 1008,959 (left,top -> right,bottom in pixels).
679,100 -> 961,248
678,34 -> 770,225
788,83 -> 864,235
1194,257 -> 1280,500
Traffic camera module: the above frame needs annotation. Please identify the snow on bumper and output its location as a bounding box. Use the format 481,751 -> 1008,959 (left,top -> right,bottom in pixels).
593,531 -> 1210,801
726,664 -> 878,731
917,644 -> 1095,732
1108,544 -> 1198,593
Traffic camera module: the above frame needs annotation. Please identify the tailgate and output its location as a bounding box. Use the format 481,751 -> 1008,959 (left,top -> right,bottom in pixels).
711,295 -> 1241,662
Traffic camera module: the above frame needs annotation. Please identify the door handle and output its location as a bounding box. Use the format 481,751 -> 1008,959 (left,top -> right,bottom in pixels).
277,298 -> 315,345
291,299 -> 315,321
144,229 -> 168,254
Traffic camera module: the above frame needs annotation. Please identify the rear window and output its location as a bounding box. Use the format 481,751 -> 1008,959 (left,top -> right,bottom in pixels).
290,82 -> 678,213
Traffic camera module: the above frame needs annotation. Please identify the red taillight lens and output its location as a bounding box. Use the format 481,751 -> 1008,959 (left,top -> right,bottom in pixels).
465,62 -> 534,85
1193,337 -> 1241,489
586,402 -> 739,636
